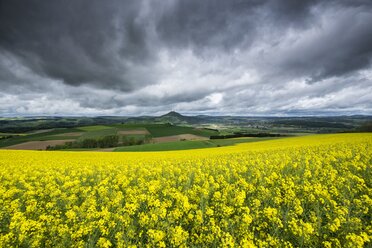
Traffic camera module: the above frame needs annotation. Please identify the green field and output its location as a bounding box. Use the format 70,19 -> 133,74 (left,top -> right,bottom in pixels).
0,122 -> 301,151
78,125 -> 112,131
110,124 -> 218,137
114,140 -> 212,151
208,137 -> 278,146
0,122 -> 282,151
146,125 -> 217,137
78,128 -> 118,140
114,137 -> 276,151
0,128 -> 83,148
0,124 -> 221,149
0,133 -> 24,136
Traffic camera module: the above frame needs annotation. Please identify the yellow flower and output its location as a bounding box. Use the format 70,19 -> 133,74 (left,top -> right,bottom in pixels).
170,226 -> 188,246
0,133 -> 370,247
148,229 -> 165,243
97,237 -> 112,248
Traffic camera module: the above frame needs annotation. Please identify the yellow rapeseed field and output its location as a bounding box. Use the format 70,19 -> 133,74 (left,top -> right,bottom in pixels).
0,133 -> 371,247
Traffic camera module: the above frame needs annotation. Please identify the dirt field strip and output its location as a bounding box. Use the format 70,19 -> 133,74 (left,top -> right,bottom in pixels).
118,129 -> 150,135
4,140 -> 74,150
27,129 -> 55,134
152,134 -> 209,143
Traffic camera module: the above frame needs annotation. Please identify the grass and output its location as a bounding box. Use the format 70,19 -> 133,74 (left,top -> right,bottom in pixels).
114,137 -> 278,152
78,125 -> 112,131
109,124 -> 148,129
110,124 -> 218,137
78,128 -> 118,140
116,127 -> 148,131
106,124 -> 219,143
121,134 -> 147,138
33,136 -> 79,141
208,137 -> 278,146
0,132 -> 25,136
121,134 -> 148,141
145,125 -> 217,137
114,140 -> 213,151
0,128 -> 83,148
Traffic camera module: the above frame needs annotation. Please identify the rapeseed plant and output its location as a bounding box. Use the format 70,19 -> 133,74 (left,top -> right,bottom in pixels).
0,133 -> 370,247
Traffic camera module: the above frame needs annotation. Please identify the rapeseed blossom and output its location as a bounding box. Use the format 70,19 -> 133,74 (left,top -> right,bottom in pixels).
0,133 -> 371,247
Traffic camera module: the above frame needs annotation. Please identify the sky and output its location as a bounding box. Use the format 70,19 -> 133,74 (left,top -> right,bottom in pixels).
0,0 -> 372,116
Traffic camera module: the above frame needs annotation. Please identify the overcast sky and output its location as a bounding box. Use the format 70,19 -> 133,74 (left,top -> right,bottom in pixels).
0,0 -> 372,116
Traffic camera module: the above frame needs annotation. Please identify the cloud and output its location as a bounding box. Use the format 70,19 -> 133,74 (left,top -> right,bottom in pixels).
0,0 -> 157,91
0,0 -> 371,116
273,3 -> 372,83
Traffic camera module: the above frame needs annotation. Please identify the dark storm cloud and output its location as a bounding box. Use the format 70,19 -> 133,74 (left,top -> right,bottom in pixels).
154,0 -> 327,53
0,0 -> 153,90
0,0 -> 371,115
275,3 -> 372,83
155,0 -> 261,52
0,0 -> 326,89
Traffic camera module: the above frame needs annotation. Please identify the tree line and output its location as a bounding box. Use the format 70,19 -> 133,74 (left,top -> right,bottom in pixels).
47,135 -> 120,150
46,135 -> 152,150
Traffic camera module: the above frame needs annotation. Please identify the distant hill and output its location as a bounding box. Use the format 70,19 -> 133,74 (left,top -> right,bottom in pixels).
161,111 -> 184,118
155,111 -> 193,124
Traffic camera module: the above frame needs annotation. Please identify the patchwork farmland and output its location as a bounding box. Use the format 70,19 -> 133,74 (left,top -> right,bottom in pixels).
0,124 -> 225,151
